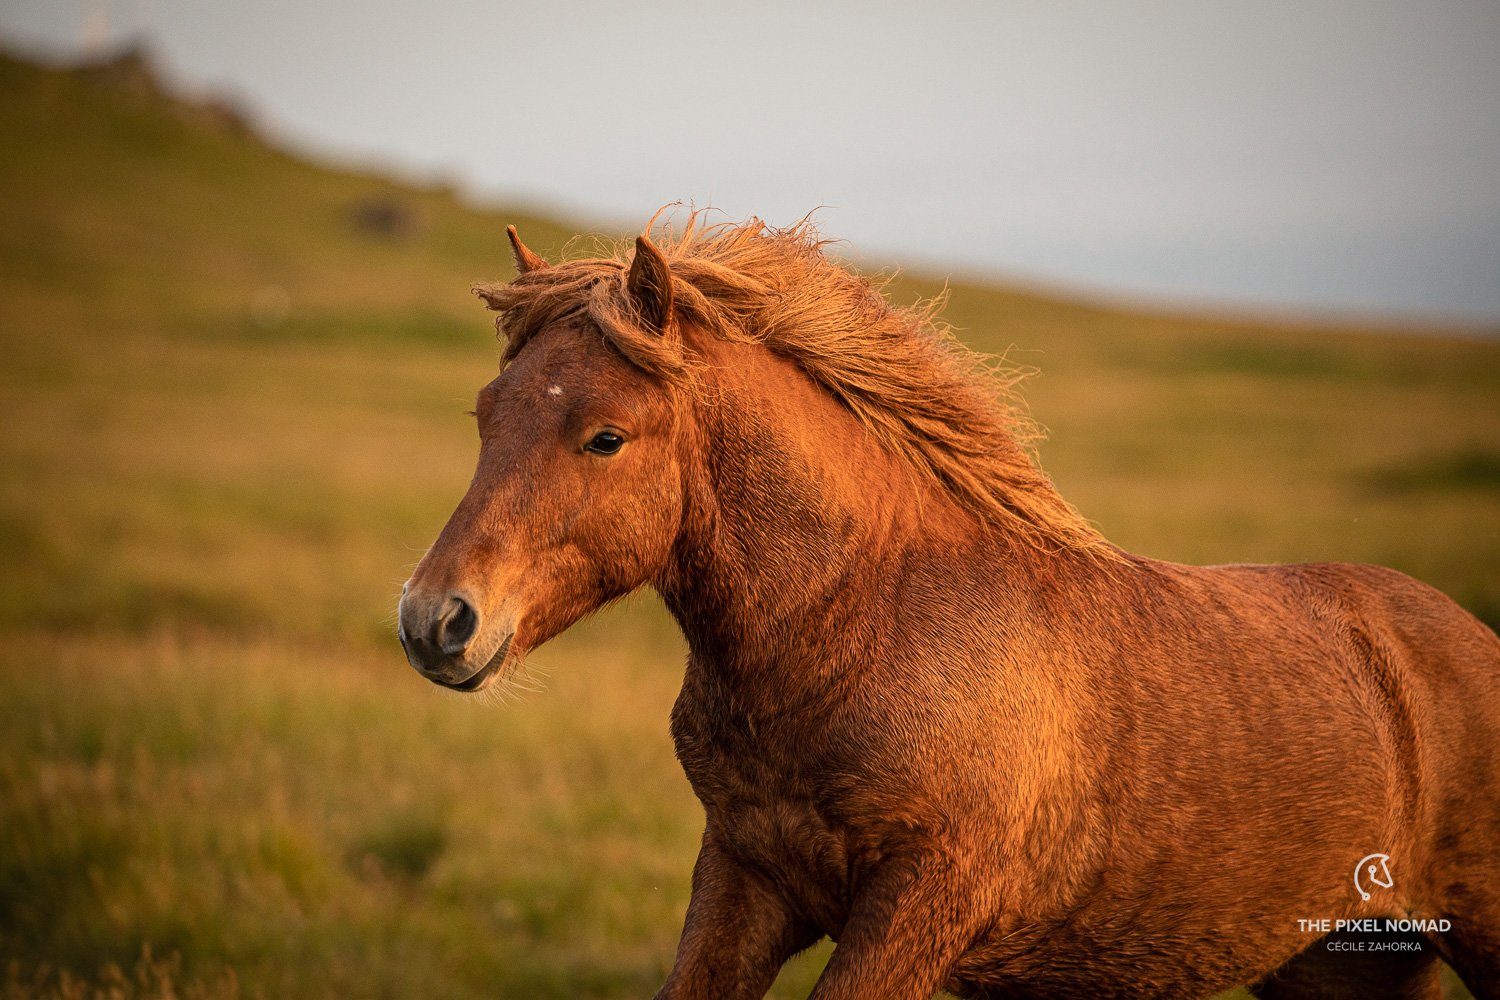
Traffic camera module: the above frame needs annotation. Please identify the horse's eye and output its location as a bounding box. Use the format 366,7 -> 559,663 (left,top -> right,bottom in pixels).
584,431 -> 625,456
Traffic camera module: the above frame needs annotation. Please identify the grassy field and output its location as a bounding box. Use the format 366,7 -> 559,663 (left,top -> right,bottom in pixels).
1,49 -> 1496,998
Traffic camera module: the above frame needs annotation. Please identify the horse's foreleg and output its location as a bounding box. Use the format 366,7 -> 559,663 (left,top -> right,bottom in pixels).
808,853 -> 978,1000
654,834 -> 817,1000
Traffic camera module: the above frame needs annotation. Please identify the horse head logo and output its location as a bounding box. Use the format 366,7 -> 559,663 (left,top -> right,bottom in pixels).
1355,853 -> 1394,900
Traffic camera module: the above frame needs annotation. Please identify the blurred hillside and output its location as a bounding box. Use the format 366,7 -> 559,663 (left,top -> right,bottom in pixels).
0,47 -> 1493,999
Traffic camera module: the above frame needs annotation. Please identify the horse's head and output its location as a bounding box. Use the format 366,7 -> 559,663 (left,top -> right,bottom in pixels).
398,229 -> 686,691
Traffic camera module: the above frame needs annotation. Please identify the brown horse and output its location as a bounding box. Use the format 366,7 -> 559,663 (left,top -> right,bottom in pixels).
397,216 -> 1500,999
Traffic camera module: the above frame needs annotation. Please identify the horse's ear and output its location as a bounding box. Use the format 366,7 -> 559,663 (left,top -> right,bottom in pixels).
627,234 -> 673,335
506,225 -> 547,275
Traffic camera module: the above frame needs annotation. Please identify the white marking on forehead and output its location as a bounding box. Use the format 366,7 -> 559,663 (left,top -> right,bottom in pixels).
546,384 -> 563,397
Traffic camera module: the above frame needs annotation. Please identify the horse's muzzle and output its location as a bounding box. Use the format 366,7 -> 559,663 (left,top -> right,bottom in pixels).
398,586 -> 512,690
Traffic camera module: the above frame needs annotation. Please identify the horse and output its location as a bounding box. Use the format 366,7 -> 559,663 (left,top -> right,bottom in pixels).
397,215 -> 1500,999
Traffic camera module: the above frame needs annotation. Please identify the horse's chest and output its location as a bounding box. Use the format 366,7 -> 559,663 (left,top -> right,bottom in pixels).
671,705 -> 859,927
670,685 -> 828,803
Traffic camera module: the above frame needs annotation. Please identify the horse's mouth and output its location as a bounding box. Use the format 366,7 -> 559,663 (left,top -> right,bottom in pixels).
437,633 -> 513,692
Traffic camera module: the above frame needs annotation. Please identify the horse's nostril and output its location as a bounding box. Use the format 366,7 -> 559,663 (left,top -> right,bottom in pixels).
438,594 -> 479,655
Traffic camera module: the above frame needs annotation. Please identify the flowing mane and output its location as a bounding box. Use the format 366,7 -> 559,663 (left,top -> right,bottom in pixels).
474,216 -> 1111,556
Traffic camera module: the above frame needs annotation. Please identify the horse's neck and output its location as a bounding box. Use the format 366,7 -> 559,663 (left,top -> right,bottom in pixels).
656,337 -> 982,692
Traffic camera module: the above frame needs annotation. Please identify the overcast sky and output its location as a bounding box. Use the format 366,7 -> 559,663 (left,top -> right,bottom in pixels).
3,0 -> 1498,323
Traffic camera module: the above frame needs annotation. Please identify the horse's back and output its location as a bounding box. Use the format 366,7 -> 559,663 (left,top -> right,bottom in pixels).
1266,560 -> 1500,749
1200,558 -> 1500,792
1181,558 -> 1498,708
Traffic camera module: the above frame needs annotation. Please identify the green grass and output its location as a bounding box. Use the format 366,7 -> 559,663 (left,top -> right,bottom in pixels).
0,48 -> 1493,998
